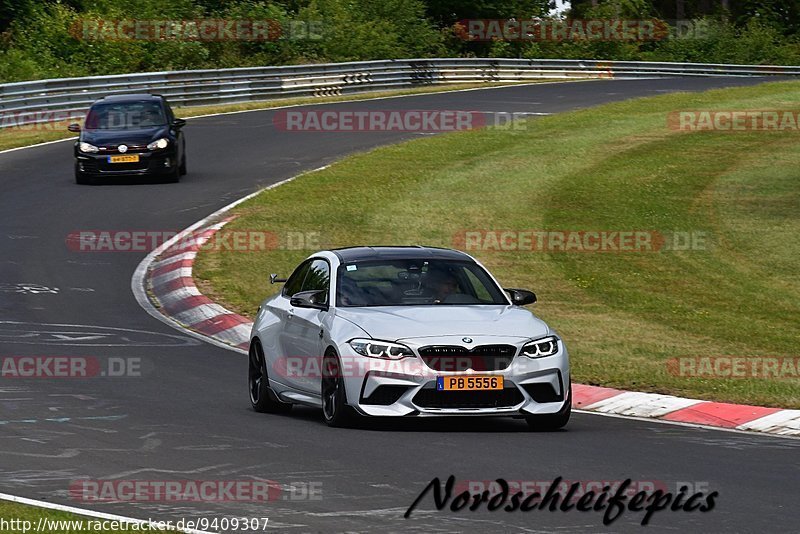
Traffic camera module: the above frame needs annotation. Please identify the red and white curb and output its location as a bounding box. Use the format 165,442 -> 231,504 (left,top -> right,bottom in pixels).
572,384 -> 799,436
131,171 -> 316,354
132,174 -> 799,438
144,217 -> 252,352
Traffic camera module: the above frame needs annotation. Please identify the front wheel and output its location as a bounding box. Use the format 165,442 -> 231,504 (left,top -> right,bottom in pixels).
321,350 -> 356,427
75,169 -> 92,185
165,166 -> 181,183
524,385 -> 571,431
249,340 -> 292,414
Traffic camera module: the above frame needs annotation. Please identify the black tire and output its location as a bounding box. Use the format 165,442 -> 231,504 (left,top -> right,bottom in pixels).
524,384 -> 571,431
249,340 -> 292,414
75,169 -> 92,185
321,350 -> 356,427
165,166 -> 181,183
179,154 -> 187,176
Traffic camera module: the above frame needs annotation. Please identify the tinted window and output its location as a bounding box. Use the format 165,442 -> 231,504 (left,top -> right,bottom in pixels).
283,261 -> 310,297
337,259 -> 508,307
301,259 -> 330,303
85,101 -> 167,130
464,268 -> 493,301
164,101 -> 175,122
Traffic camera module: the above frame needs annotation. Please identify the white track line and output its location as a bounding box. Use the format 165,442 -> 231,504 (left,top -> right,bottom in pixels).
0,136 -> 77,155
0,492 -> 217,534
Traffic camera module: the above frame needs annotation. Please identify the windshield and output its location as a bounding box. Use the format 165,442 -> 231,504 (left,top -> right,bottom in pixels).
336,259 -> 509,307
84,101 -> 167,130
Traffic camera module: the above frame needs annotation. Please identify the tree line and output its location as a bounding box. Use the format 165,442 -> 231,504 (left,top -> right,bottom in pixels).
1,0 -> 798,82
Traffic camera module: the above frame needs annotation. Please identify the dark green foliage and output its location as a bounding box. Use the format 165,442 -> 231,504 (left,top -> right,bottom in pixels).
1,0 -> 799,82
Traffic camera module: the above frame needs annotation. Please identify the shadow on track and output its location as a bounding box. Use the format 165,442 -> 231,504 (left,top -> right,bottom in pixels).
257,405 -> 574,434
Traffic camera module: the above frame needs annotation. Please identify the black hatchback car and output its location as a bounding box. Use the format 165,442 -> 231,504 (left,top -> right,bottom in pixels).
69,94 -> 187,184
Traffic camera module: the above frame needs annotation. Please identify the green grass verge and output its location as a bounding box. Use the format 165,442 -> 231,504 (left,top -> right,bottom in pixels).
193,79 -> 800,409
0,81 -> 564,153
0,501 -> 178,533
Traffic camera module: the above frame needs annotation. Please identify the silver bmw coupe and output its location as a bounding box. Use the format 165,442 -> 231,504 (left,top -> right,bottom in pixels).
248,246 -> 571,429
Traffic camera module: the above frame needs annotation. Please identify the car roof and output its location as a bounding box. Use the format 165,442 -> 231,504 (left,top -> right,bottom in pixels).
96,94 -> 164,103
329,246 -> 473,263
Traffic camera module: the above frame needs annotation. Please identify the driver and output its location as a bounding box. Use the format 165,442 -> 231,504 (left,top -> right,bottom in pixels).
425,269 -> 460,303
139,106 -> 161,127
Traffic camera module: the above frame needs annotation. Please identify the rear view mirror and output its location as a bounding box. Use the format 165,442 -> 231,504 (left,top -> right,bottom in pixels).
290,290 -> 328,310
67,123 -> 81,133
270,274 -> 287,284
172,118 -> 187,128
505,288 -> 537,306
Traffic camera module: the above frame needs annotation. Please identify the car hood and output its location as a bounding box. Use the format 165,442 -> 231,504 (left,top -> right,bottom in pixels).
81,126 -> 168,147
334,305 -> 549,341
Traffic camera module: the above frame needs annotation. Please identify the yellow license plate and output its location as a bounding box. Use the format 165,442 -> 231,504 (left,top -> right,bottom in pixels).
436,375 -> 503,391
108,155 -> 139,163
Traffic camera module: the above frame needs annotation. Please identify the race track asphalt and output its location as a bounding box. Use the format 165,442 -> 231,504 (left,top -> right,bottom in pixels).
0,77 -> 797,533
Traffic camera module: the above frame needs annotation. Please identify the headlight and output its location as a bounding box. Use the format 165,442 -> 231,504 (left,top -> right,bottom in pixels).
79,142 -> 99,153
147,138 -> 169,150
349,339 -> 414,360
521,336 -> 559,358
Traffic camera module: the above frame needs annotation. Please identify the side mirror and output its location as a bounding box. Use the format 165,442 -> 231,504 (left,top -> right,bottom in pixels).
290,290 -> 328,311
505,288 -> 537,306
270,274 -> 287,284
172,118 -> 186,128
67,123 -> 81,133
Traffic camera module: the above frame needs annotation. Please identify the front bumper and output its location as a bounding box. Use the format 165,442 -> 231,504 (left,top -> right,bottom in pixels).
75,149 -> 177,176
340,336 -> 570,417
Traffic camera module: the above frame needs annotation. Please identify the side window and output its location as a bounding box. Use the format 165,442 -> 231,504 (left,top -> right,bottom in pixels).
463,267 -> 493,303
282,261 -> 311,297
301,259 -> 330,304
162,101 -> 174,123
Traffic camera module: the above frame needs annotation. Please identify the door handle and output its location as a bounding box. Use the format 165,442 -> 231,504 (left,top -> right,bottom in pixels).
287,308 -> 294,318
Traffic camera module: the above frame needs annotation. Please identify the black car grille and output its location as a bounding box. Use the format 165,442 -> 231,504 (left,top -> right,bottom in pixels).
413,387 -> 524,409
99,144 -> 149,154
418,344 -> 516,372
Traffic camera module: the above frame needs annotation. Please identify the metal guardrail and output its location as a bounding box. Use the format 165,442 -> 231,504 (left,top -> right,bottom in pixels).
1,58 -> 798,128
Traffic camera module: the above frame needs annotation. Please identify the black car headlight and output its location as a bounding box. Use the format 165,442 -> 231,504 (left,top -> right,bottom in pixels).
349,339 -> 414,360
521,336 -> 559,358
